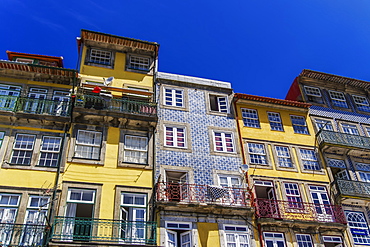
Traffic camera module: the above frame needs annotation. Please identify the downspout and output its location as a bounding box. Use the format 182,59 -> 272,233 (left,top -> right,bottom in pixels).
258,223 -> 264,247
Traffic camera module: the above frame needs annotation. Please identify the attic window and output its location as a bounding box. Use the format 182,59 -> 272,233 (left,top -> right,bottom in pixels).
304,86 -> 323,104
87,49 -> 113,67
128,55 -> 150,72
15,58 -> 34,64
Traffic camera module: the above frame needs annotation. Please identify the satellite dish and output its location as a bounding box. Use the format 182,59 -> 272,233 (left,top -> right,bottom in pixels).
103,76 -> 114,86
240,164 -> 249,173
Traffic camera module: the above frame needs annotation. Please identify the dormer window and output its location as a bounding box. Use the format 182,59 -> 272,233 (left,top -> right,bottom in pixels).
352,95 -> 370,112
15,58 -> 34,64
329,91 -> 348,108
304,86 -> 323,104
86,48 -> 113,68
127,55 -> 150,72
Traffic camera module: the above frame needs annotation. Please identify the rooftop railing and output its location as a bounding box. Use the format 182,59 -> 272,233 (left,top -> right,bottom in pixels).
0,223 -> 47,247
336,179 -> 370,199
156,182 -> 250,208
75,94 -> 156,116
254,198 -> 346,224
0,95 -> 70,117
51,217 -> 156,245
317,130 -> 370,150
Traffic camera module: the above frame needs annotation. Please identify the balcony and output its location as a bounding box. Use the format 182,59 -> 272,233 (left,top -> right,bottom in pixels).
317,130 -> 370,151
335,179 -> 370,200
51,217 -> 156,245
0,95 -> 70,117
0,223 -> 47,247
156,182 -> 250,208
254,199 -> 346,224
74,94 -> 156,117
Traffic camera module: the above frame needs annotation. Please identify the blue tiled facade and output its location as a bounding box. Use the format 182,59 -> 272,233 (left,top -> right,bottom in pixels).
155,73 -> 242,185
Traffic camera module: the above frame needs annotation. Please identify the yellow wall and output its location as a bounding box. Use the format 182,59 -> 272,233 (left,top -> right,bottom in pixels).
197,223 -> 220,247
79,46 -> 153,90
0,76 -> 72,90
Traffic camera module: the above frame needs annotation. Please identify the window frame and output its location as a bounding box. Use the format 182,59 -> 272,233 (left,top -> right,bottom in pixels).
263,232 -> 286,247
207,93 -> 229,114
10,133 -> 36,166
329,90 -> 348,108
299,148 -> 321,171
223,225 -> 251,247
274,145 -> 294,168
352,94 -> 370,112
67,188 -> 96,204
345,211 -> 370,245
126,54 -> 152,74
38,136 -> 62,167
212,131 -> 235,154
267,112 -> 283,131
163,87 -> 184,108
123,135 -> 148,165
86,48 -> 114,68
74,130 -> 103,160
296,234 -> 314,247
241,108 -> 260,128
247,142 -> 268,166
314,118 -> 334,132
283,182 -> 303,209
340,123 -> 359,135
164,125 -> 187,149
303,86 -> 324,104
290,115 -> 309,135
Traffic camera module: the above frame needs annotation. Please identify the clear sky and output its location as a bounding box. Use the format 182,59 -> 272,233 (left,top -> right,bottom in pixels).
2,0 -> 370,99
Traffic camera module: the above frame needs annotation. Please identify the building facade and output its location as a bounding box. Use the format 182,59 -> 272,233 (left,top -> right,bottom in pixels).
234,93 -> 347,247
286,69 -> 370,247
154,72 -> 253,247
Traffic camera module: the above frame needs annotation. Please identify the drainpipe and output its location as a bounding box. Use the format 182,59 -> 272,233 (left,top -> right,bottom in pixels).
258,223 -> 264,247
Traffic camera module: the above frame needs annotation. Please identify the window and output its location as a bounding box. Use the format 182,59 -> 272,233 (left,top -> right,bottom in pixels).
52,91 -> 70,116
121,193 -> 147,243
0,84 -> 21,111
165,222 -> 192,247
123,135 -> 148,164
74,130 -> 102,159
165,126 -> 186,148
247,143 -> 267,165
268,112 -> 283,131
213,131 -> 235,153
322,236 -> 343,247
10,134 -> 36,165
291,116 -> 309,134
352,95 -> 370,112
0,132 -> 4,147
218,175 -> 244,205
327,158 -> 346,169
164,88 -> 184,107
315,119 -> 334,131
38,136 -> 62,167
89,49 -> 112,66
296,234 -> 313,247
275,146 -> 293,168
284,183 -> 302,208
209,95 -> 228,113
304,86 -> 324,104
224,225 -> 250,247
263,232 -> 286,247
359,172 -> 370,182
366,127 -> 370,137
341,123 -> 359,135
0,194 -> 20,223
345,211 -> 370,245
128,55 -> 150,71
299,149 -> 320,170
242,109 -> 260,128
16,58 -> 34,64
329,91 -> 348,108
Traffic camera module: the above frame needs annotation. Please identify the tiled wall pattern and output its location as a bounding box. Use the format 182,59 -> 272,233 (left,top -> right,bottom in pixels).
155,84 -> 242,185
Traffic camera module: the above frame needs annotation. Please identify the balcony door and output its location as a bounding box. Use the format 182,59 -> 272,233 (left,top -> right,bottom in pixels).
52,91 -> 70,116
25,88 -> 48,114
309,186 -> 333,222
63,189 -> 95,241
165,171 -> 189,202
254,181 -> 279,217
0,84 -> 21,111
218,175 -> 243,205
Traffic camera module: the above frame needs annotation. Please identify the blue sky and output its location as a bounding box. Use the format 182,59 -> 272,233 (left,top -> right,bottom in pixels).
2,0 -> 370,99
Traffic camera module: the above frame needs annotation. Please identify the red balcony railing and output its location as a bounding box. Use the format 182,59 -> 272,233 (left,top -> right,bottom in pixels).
156,182 -> 250,207
254,199 -> 346,224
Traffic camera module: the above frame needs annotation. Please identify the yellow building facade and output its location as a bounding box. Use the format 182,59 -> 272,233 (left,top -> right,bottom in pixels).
234,93 -> 348,247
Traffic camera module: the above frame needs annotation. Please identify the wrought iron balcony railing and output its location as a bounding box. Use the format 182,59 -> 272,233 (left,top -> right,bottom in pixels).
75,94 -> 156,116
0,95 -> 70,117
317,130 -> 370,150
254,198 -> 346,224
51,217 -> 156,245
335,179 -> 370,199
156,182 -> 250,207
0,223 -> 47,247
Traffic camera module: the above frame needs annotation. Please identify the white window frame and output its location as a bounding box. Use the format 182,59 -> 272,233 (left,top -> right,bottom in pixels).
164,88 -> 184,107
247,143 -> 268,165
322,236 -> 343,245
209,94 -> 228,113
128,55 -> 150,72
296,234 -> 313,247
89,48 -> 113,66
352,95 -> 370,112
290,115 -> 309,134
359,172 -> 370,183
224,225 -> 250,247
67,189 -> 95,204
38,136 -> 62,167
242,108 -> 260,128
164,126 -> 186,148
268,112 -> 283,131
24,196 -> 49,226
10,134 -> 36,165
0,194 -> 20,225
0,132 -> 4,148
213,131 -> 235,153
315,119 -> 334,131
299,149 -> 320,171
345,211 -> 370,245
123,135 -> 148,164
329,91 -> 348,108
15,58 -> 34,64
165,221 -> 192,247
74,130 -> 102,160
284,183 -> 303,208
341,123 -> 359,135
263,232 -> 286,247
304,86 -> 323,103
274,146 -> 293,168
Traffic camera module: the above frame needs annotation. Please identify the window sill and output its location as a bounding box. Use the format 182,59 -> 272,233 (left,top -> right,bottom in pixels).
126,67 -> 151,75
85,62 -> 113,69
2,163 -> 58,171
68,157 -> 104,166
119,162 -> 152,169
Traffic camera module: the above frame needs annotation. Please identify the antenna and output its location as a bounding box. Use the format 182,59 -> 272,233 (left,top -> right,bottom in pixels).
239,164 -> 249,173
103,76 -> 114,86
